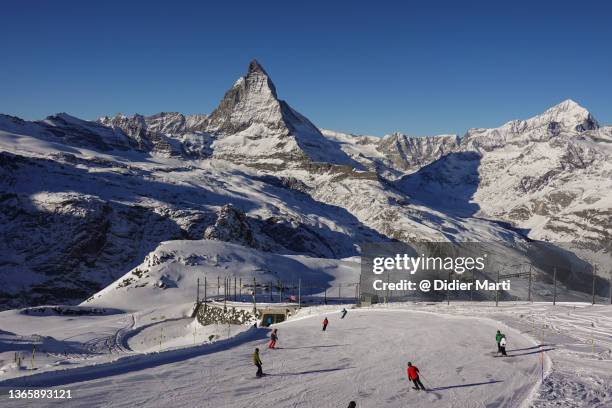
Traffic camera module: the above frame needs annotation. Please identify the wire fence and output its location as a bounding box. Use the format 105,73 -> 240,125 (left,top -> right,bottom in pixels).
195,277 -> 360,307
358,266 -> 612,306
193,267 -> 612,309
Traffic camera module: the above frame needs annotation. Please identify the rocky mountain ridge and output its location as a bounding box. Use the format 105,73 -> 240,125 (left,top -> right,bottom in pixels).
1,60 -> 610,309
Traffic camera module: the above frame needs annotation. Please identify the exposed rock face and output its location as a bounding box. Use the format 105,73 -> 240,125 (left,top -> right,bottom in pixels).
143,112 -> 208,135
204,204 -> 256,248
206,60 -> 285,135
99,112 -> 209,139
377,132 -> 460,173
98,113 -> 213,158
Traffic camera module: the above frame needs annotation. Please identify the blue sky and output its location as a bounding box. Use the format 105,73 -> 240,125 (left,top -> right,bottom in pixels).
1,0 -> 611,136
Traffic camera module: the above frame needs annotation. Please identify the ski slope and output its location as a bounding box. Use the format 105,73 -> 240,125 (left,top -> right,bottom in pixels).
1,309 -> 543,408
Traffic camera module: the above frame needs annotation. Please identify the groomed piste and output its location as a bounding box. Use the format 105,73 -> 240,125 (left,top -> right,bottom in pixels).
2,307 -> 546,408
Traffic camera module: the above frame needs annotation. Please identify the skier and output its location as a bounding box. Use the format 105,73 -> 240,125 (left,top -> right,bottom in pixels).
268,328 -> 278,349
253,348 -> 264,377
407,362 -> 426,390
322,317 -> 329,331
499,334 -> 507,356
341,308 -> 348,319
347,402 -> 357,408
495,330 -> 503,353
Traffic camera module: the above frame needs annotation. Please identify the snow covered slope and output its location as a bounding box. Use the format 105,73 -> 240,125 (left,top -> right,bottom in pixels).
83,240 -> 359,311
0,308 -> 545,408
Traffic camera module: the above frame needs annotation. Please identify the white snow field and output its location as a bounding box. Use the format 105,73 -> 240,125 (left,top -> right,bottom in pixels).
427,302 -> 612,408
1,302 -> 611,407
0,302 -> 248,381
2,307 -> 546,408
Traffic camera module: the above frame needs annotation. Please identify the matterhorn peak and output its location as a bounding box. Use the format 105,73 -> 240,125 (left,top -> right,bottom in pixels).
205,60 -> 282,134
205,60 -> 358,167
248,59 -> 269,76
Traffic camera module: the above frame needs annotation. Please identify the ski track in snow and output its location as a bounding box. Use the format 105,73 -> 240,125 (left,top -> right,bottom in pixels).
408,302 -> 612,408
1,303 -> 611,407
1,309 -> 542,408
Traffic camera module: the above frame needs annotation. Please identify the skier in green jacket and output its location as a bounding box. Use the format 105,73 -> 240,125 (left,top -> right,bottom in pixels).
495,330 -> 503,353
253,348 -> 264,377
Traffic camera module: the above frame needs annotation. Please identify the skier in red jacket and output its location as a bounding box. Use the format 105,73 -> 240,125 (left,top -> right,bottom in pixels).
322,317 -> 329,331
407,362 -> 426,390
268,329 -> 278,349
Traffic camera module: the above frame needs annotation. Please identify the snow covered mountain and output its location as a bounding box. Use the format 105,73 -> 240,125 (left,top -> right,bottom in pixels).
460,101 -> 611,253
0,60 -> 610,310
320,99 -> 611,256
205,60 -> 359,167
394,100 -> 612,256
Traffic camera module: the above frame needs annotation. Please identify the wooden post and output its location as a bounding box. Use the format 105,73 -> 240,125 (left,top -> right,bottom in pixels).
298,279 -> 301,309
592,268 -> 596,305
217,276 -> 220,297
252,277 -> 257,314
196,277 -> 200,305
234,276 -> 237,302
239,277 -> 242,301
159,327 -> 163,352
528,266 -> 532,303
553,267 -> 557,306
609,271 -> 612,305
204,276 -> 207,310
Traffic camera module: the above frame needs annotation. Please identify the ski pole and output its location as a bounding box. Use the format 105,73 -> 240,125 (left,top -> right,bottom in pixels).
419,374 -> 434,389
